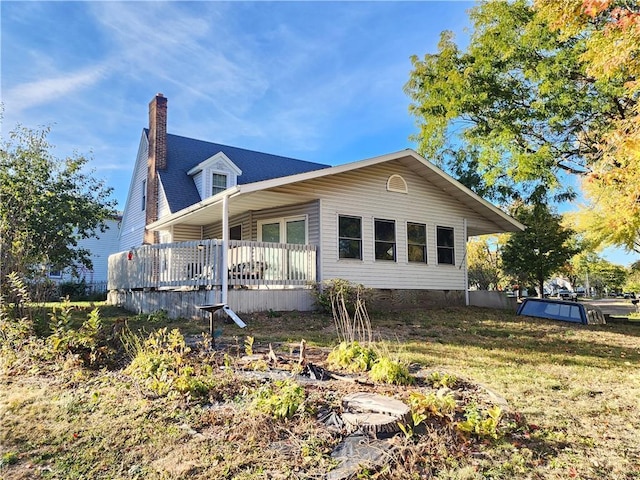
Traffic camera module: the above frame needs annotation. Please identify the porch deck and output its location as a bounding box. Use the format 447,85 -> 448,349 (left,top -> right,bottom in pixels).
108,239 -> 317,291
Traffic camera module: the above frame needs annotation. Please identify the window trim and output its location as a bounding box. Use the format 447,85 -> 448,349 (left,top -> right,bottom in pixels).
338,214 -> 363,260
436,226 -> 455,266
211,171 -> 228,196
141,179 -> 146,211
257,215 -> 308,244
407,221 -> 427,264
374,218 -> 396,262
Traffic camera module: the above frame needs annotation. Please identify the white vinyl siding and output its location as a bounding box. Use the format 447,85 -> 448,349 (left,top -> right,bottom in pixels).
119,134 -> 149,251
201,201 -> 320,245
312,161 -> 467,290
157,180 -> 171,218
173,225 -> 202,242
55,218 -> 121,284
193,171 -> 204,198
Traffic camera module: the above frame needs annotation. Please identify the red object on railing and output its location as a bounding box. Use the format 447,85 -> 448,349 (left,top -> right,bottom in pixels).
127,250 -> 133,261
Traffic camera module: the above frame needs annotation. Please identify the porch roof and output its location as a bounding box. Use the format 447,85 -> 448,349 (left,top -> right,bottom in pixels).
146,149 -> 525,237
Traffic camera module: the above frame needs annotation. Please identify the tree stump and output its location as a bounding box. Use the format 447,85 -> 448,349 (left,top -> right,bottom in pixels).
341,392 -> 411,435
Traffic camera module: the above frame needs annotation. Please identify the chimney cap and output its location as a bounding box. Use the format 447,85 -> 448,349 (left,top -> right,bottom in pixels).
156,93 -> 164,97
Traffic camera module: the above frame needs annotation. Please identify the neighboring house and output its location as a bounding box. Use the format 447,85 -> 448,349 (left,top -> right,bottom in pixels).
50,216 -> 121,290
112,94 -> 524,315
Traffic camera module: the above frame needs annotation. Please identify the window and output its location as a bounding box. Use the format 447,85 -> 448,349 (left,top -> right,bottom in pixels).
436,226 -> 455,265
338,215 -> 362,259
374,219 -> 396,261
229,224 -> 242,240
49,268 -> 62,278
407,222 -> 427,263
258,216 -> 307,244
212,173 -> 227,196
261,222 -> 280,242
141,180 -> 146,211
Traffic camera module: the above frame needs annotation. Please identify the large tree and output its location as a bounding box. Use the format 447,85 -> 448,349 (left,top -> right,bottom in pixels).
404,0 -> 634,207
537,0 -> 640,253
502,204 -> 578,297
0,124 -> 117,291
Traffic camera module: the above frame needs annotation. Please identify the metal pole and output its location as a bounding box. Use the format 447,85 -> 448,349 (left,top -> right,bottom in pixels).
221,194 -> 229,306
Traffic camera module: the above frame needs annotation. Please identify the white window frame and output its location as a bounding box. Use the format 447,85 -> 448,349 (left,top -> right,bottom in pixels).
257,215 -> 308,244
407,221 -> 428,264
337,214 -> 363,260
373,218 -> 396,262
211,171 -> 228,196
436,225 -> 455,266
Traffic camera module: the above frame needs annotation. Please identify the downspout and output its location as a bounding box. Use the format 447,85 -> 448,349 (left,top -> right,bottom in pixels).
463,218 -> 469,306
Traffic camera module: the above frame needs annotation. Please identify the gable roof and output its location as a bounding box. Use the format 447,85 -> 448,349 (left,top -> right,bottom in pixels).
148,129 -> 331,212
148,149 -> 525,236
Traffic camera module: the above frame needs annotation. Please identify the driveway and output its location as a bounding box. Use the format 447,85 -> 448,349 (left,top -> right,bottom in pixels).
585,298 -> 638,317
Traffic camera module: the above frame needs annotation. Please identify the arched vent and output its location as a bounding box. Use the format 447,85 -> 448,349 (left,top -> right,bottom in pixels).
386,174 -> 408,193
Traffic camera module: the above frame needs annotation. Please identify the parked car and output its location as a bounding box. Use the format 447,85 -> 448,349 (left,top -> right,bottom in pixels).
516,298 -> 605,325
557,289 -> 578,301
623,292 -> 636,299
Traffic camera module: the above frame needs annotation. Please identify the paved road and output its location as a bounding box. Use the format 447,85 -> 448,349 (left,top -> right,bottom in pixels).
585,298 -> 638,317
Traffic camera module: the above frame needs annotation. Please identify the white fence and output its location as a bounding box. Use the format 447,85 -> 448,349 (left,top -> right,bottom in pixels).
108,239 -> 317,291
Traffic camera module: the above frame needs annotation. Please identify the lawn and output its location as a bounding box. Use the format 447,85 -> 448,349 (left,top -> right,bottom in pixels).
1,302 -> 639,479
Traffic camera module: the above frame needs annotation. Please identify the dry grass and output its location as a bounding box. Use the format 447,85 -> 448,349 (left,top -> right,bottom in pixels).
1,304 -> 640,479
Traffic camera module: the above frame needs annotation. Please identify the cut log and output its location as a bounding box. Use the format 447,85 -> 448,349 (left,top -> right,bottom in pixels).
341,392 -> 411,435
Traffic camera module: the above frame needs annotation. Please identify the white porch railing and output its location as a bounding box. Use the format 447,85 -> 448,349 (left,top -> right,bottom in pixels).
108,239 -> 317,290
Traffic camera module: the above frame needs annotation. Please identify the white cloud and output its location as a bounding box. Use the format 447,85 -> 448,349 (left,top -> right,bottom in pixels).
4,66 -> 107,114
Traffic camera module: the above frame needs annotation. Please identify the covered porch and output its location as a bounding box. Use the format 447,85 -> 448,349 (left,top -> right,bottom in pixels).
107,239 -> 318,317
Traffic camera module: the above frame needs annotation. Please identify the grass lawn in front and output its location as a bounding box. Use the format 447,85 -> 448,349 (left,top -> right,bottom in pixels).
1,303 -> 639,479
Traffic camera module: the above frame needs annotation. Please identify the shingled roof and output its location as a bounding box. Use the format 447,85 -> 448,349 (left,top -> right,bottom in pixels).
146,130 -> 331,213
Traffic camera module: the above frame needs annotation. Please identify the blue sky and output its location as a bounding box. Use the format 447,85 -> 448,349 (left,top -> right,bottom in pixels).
2,1 -> 637,267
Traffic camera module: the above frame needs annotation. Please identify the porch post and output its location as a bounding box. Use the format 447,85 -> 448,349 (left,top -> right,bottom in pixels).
221,193 -> 229,305
463,218 -> 469,306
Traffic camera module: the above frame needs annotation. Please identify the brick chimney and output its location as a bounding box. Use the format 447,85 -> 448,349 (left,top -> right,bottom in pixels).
144,93 -> 167,244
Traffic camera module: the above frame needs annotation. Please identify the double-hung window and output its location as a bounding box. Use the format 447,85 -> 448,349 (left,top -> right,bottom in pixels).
407,222 -> 427,263
436,226 -> 455,265
374,219 -> 396,261
212,173 -> 227,196
338,215 -> 362,259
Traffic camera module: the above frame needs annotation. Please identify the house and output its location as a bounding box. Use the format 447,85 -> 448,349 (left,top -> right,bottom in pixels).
109,94 -> 524,317
50,216 -> 121,295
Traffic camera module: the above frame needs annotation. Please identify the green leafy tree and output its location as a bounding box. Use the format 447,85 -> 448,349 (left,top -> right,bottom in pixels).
536,0 -> 640,253
625,269 -> 640,295
0,124 -> 117,295
467,235 -> 508,290
589,261 -> 628,295
502,204 -> 578,297
568,250 -> 604,295
404,0 -> 632,206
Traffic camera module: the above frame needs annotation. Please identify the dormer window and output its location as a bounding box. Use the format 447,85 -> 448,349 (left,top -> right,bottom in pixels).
212,173 -> 227,196
187,152 -> 242,200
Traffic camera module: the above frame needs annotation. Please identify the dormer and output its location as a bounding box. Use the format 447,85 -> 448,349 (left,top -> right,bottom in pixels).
187,152 -> 243,199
